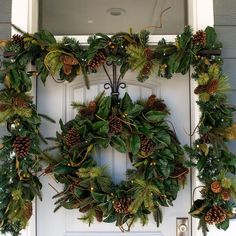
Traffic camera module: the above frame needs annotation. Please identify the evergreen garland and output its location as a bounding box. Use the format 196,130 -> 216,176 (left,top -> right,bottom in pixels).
0,25 -> 235,235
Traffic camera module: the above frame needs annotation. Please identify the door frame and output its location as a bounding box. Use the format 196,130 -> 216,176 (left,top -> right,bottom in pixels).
11,1 -> 214,235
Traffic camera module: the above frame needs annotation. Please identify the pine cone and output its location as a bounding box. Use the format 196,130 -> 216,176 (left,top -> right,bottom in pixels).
204,205 -> 227,224
211,180 -> 222,193
140,61 -> 153,76
201,134 -> 211,144
144,48 -> 153,61
65,128 -> 80,147
113,198 -> 132,214
139,134 -> 155,155
193,30 -> 206,47
13,97 -> 29,108
109,115 -> 123,134
80,101 -> 97,117
194,85 -> 207,94
23,201 -> 33,221
221,189 -> 231,201
88,52 -> 106,70
206,79 -> 219,94
146,95 -> 167,111
13,136 -> 31,158
12,34 -> 24,48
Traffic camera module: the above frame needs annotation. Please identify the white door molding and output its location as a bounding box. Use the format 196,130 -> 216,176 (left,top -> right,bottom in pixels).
187,1 -> 214,236
11,1 -> 39,236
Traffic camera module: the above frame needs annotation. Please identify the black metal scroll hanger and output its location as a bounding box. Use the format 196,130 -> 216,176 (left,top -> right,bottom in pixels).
102,62 -> 126,99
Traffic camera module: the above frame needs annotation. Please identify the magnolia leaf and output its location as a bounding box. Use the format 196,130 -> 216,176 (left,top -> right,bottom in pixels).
96,96 -> 111,119
44,50 -> 64,75
130,134 -> 140,155
128,104 -> 144,117
205,26 -> 217,49
103,214 -> 116,223
92,121 -> 109,135
145,111 -> 166,122
110,136 -> 127,153
91,192 -> 106,202
120,92 -> 133,112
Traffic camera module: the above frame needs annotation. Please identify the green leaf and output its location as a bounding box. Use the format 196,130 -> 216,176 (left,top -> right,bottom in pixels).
217,219 -> 229,230
92,121 -> 109,135
205,26 -> 217,49
145,111 -> 166,122
110,136 -> 127,153
128,104 -> 144,117
120,92 -> 133,112
91,192 -> 106,202
74,187 -> 84,198
96,96 -> 111,119
53,164 -> 74,174
130,134 -> 140,155
35,30 -> 56,44
94,137 -> 110,148
103,213 -> 116,223
197,156 -> 207,171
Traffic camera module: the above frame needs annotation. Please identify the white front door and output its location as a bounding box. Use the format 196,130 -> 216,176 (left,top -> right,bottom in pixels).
37,70 -> 191,236
9,1 -> 215,236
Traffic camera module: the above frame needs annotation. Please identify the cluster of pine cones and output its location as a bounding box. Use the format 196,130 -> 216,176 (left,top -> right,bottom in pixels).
204,205 -> 227,224
113,197 -> 132,214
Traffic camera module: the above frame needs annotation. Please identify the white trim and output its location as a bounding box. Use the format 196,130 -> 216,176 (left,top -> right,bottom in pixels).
64,232 -> 163,236
55,35 -> 177,45
187,1 -> 214,236
11,1 -> 39,236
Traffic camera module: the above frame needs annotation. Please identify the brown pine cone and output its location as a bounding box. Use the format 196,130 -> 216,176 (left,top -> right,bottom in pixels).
13,136 -> 31,158
113,198 -> 133,214
221,189 -> 231,201
13,97 -> 29,108
139,134 -> 155,155
211,180 -> 222,193
88,52 -> 106,70
23,201 -> 33,221
193,30 -> 207,47
201,134 -> 211,144
204,205 -> 227,224
80,101 -> 97,117
146,95 -> 167,111
144,48 -> 153,61
65,128 -> 80,147
140,61 -> 153,76
109,115 -> 123,134
206,79 -> 219,94
194,85 -> 207,94
12,34 -> 24,47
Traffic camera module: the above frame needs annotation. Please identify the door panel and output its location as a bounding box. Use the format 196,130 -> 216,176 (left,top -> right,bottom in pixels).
37,70 -> 191,236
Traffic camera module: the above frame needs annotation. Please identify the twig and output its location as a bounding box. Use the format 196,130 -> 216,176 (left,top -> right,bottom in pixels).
48,183 -> 60,194
142,7 -> 171,30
